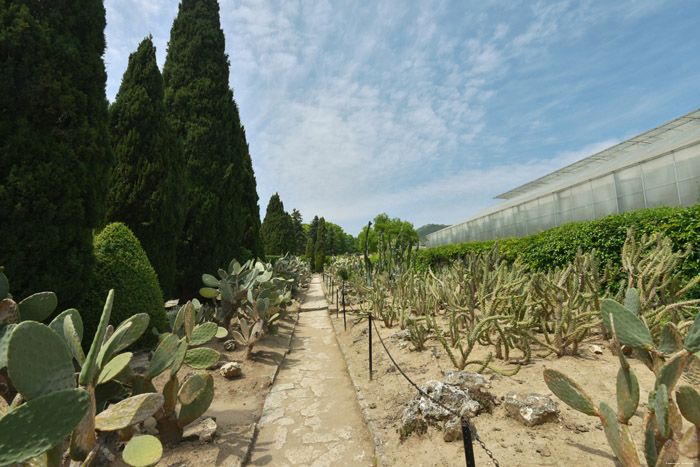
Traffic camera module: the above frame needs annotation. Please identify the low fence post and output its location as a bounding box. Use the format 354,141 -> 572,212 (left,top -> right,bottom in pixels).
368,312 -> 373,380
342,282 -> 346,331
461,419 -> 476,467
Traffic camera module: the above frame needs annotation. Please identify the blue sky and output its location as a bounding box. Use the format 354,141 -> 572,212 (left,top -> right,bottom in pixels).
104,0 -> 700,236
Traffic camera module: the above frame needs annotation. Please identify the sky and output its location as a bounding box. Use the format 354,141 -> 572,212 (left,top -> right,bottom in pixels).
104,0 -> 700,236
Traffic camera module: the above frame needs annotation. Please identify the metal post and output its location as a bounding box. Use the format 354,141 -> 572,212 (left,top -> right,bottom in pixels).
342,282 -> 346,331
336,289 -> 339,318
461,420 -> 476,467
368,312 -> 373,380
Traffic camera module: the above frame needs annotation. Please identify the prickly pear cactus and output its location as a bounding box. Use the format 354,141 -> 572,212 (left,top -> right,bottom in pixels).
122,434 -> 163,467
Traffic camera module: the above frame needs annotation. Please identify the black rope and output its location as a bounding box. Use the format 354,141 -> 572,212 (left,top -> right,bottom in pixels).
369,317 -> 500,467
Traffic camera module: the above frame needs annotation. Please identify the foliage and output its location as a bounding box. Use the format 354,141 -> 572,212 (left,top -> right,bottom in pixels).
315,218 -> 327,273
544,289 -> 700,466
106,36 -> 185,298
291,209 -> 306,255
260,193 -> 295,256
0,0 -> 112,307
88,223 -> 166,349
164,0 -> 245,298
239,131 -> 264,261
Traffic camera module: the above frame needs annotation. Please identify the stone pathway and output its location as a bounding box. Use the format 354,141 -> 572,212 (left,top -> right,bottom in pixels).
247,275 -> 374,466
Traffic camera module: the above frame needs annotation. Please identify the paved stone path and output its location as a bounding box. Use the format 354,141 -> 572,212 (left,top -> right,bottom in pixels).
248,275 -> 374,466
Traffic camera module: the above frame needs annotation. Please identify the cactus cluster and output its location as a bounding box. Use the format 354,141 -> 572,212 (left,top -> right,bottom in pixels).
544,289 -> 700,466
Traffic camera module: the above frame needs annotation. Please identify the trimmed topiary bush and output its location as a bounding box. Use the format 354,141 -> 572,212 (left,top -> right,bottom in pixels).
85,223 -> 166,348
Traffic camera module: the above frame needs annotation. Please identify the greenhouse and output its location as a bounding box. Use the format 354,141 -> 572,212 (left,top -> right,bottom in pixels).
426,108 -> 700,247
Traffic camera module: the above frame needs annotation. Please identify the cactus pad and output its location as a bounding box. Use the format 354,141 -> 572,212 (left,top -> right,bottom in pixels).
684,312 -> 700,353
49,309 -> 83,342
97,352 -> 133,385
0,388 -> 90,465
679,426 -> 700,459
189,322 -> 217,346
163,375 -> 179,412
97,321 -> 133,369
122,434 -> 163,467
0,323 -> 16,369
657,350 -> 691,391
656,384 -> 670,438
676,385 -> 700,426
95,380 -> 125,409
199,287 -> 218,299
599,401 -> 639,465
183,347 -> 220,369
8,321 -> 76,400
17,292 -> 57,322
656,438 -> 679,465
659,323 -> 683,355
543,369 -> 597,416
601,299 -> 653,351
95,393 -> 164,431
202,274 -> 219,288
184,302 -> 195,342
80,290 -> 114,386
112,313 -> 150,353
131,375 -> 157,395
0,271 -> 8,301
215,326 -> 228,339
146,333 -> 180,379
63,315 -> 86,365
616,366 -> 639,423
0,298 -> 19,326
623,288 -> 640,315
170,338 -> 188,378
644,413 -> 658,467
177,373 -> 214,428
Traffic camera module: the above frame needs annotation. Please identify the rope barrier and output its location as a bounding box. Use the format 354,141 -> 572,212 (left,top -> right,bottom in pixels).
369,316 -> 501,467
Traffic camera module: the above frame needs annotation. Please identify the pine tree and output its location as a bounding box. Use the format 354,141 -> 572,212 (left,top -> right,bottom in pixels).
106,36 -> 185,297
291,209 -> 306,255
238,126 -> 263,261
305,237 -> 315,265
163,0 -> 243,297
315,217 -> 326,272
260,194 -> 295,255
0,0 -> 112,306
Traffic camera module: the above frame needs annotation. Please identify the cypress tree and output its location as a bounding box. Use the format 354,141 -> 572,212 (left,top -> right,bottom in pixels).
163,0 -> 243,297
0,0 -> 112,306
305,237 -> 315,264
309,216 -> 320,251
239,126 -> 263,261
106,36 -> 185,297
315,217 -> 326,272
260,194 -> 295,255
291,209 -> 306,255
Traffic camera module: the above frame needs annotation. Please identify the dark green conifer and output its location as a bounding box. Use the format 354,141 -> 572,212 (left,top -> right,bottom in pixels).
0,0 -> 112,306
315,217 -> 326,272
106,36 -> 185,297
305,238 -> 315,264
260,194 -> 295,255
291,209 -> 306,255
163,0 -> 243,297
239,127 -> 263,261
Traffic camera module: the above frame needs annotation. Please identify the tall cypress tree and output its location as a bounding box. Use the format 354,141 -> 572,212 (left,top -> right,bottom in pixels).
0,0 -> 112,306
315,217 -> 326,272
239,126 -> 263,261
260,194 -> 294,255
163,0 -> 243,297
106,36 -> 185,297
291,209 -> 306,255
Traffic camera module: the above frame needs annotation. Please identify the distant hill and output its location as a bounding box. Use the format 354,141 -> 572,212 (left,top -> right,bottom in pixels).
416,224 -> 449,244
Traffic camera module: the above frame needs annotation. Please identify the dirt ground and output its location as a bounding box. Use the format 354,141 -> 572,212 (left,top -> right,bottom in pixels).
326,304 -> 695,467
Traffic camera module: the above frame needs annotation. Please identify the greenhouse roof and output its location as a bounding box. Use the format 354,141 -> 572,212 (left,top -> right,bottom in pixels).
494,107 -> 700,200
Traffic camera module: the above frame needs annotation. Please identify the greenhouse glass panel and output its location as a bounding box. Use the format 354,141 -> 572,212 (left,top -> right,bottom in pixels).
571,182 -> 593,208
501,207 -> 514,229
557,208 -> 573,225
678,177 -> 700,206
645,183 -> 679,207
502,223 -> 515,238
555,188 -> 573,213
618,193 -> 646,212
539,194 -> 555,216
523,199 -> 540,219
594,199 -> 617,217
674,145 -> 700,180
514,204 -> 527,223
514,222 -> 527,237
526,216 -> 539,234
591,175 -> 616,202
614,165 -> 644,197
540,214 -> 556,230
492,211 -> 503,229
573,204 -> 595,222
642,154 -> 675,189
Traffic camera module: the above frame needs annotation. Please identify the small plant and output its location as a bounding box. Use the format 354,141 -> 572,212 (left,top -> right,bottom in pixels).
399,418 -> 428,441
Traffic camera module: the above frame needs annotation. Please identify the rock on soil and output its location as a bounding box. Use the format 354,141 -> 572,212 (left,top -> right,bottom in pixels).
223,339 -> 237,351
182,417 -> 217,442
504,392 -> 559,426
219,362 -> 242,378
443,370 -> 490,391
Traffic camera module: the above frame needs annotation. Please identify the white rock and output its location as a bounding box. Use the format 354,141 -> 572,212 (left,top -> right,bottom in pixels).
220,361 -> 242,378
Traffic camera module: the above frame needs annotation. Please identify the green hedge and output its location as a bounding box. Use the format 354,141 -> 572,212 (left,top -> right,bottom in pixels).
84,223 -> 167,349
417,204 -> 700,295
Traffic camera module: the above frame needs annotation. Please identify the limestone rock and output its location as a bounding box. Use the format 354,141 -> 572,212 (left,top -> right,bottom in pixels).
589,344 -> 604,355
443,417 -> 462,442
220,362 -> 242,378
391,330 -> 410,343
223,339 -> 237,351
504,392 -> 559,427
443,370 -> 490,391
182,417 -> 217,442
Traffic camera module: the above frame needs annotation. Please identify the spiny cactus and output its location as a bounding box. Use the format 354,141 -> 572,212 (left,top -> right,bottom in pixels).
544,289 -> 700,466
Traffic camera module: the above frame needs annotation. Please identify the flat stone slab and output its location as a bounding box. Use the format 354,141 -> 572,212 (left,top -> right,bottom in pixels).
300,276 -> 329,312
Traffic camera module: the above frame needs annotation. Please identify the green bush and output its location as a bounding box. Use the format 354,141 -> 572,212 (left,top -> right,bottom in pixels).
417,204 -> 700,297
85,223 -> 166,348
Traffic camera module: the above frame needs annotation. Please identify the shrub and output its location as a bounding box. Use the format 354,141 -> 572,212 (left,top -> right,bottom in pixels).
85,223 -> 166,348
